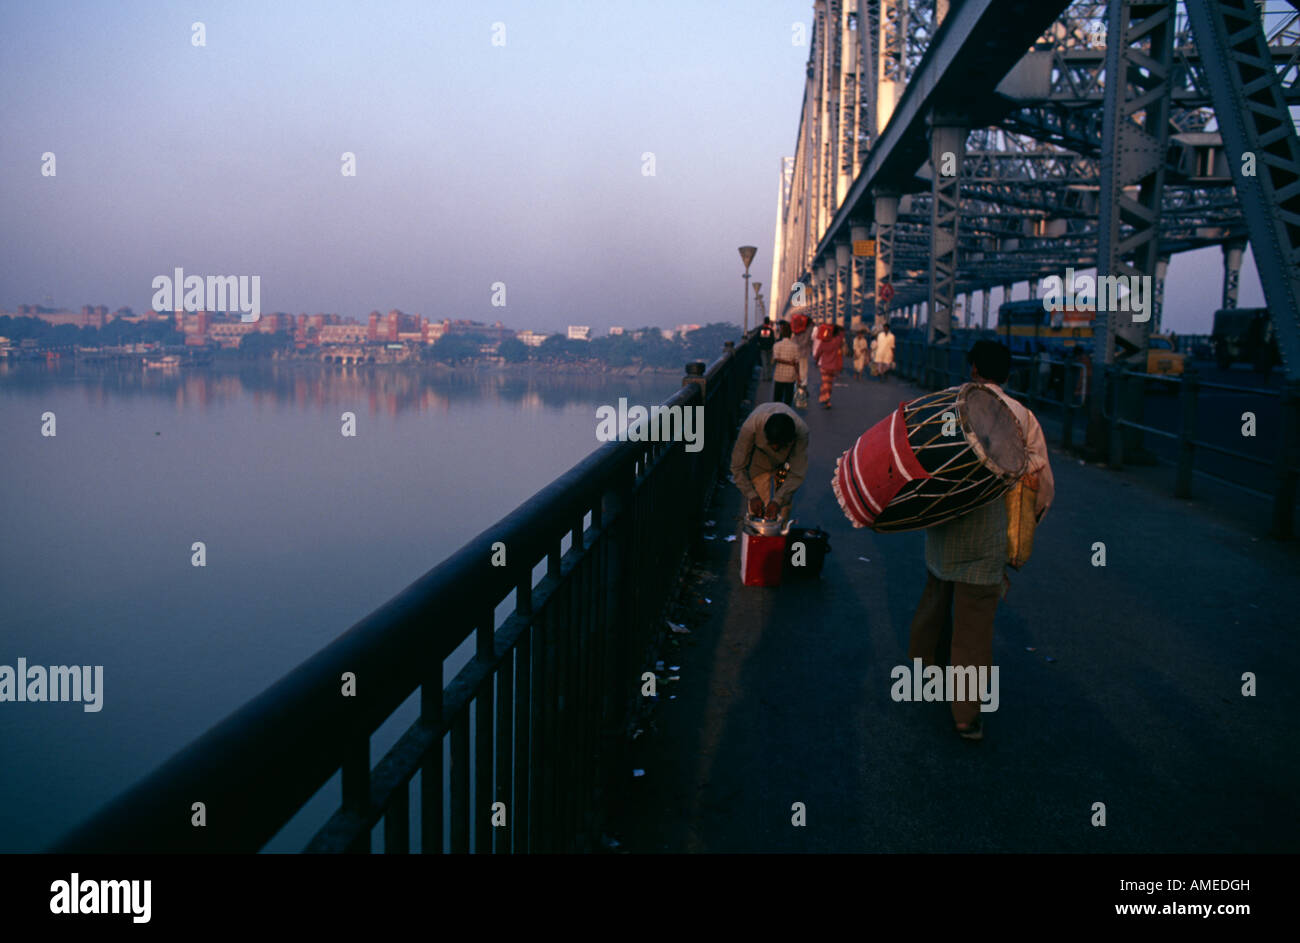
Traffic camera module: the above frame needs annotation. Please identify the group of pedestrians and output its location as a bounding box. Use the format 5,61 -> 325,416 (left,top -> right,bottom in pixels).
733,322 -> 1054,742
851,324 -> 896,380
760,316 -> 897,409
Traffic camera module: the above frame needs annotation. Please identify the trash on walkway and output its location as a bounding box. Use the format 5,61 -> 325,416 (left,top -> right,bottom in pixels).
858,556 -> 871,563
703,534 -> 717,540
655,660 -> 665,671
669,695 -> 677,700
1025,646 -> 1036,652
669,665 -> 680,671
667,675 -> 681,682
704,520 -> 716,527
703,597 -> 712,604
724,535 -> 737,542
668,621 -> 690,634
632,728 -> 644,740
632,769 -> 645,778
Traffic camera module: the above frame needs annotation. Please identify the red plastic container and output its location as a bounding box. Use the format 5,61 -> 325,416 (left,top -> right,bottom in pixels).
741,531 -> 787,586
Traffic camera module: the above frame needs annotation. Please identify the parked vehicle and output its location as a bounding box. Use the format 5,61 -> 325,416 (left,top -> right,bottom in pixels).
1145,334 -> 1185,376
1212,307 -> 1281,373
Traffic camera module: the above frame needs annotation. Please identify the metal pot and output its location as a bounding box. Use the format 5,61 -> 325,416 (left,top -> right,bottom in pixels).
743,516 -> 787,537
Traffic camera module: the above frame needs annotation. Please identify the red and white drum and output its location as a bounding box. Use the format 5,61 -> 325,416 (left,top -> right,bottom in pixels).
832,383 -> 1027,532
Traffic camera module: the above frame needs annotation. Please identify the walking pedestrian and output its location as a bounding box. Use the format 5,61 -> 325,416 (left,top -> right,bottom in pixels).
852,330 -> 869,380
873,323 -> 895,380
771,322 -> 802,406
757,319 -> 776,380
815,322 -> 844,408
791,313 -> 813,394
906,340 -> 1054,741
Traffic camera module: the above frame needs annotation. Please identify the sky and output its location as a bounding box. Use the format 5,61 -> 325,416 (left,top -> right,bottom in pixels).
0,1 -> 1267,334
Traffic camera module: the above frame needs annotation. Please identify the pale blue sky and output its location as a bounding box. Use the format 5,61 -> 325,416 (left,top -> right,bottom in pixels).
0,1 -> 1265,333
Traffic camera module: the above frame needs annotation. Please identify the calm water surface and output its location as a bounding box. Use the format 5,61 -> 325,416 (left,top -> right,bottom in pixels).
0,360 -> 675,851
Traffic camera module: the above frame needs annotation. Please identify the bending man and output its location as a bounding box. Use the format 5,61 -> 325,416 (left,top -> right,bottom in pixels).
730,402 -> 810,522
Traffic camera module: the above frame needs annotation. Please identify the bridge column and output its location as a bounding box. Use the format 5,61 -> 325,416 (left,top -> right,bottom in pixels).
980,288 -> 989,331
876,0 -> 903,135
836,0 -> 858,205
819,256 -> 831,325
1221,240 -> 1245,310
835,242 -> 852,328
1187,0 -> 1300,380
1153,254 -> 1170,333
927,117 -> 966,347
811,258 -> 822,323
850,222 -> 871,330
816,261 -> 826,323
1087,0 -> 1176,459
873,188 -> 898,330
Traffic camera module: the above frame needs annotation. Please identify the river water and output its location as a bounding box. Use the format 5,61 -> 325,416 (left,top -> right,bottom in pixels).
0,360 -> 675,851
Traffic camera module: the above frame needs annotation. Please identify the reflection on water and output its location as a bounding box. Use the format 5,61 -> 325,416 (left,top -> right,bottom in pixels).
0,361 -> 674,851
0,359 -> 668,416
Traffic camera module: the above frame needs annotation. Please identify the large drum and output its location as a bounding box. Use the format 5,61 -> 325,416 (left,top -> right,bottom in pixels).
832,383 -> 1027,532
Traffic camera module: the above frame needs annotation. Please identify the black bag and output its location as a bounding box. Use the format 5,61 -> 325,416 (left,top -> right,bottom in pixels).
783,527 -> 830,578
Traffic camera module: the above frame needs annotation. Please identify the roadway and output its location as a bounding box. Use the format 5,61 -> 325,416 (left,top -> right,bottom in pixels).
609,360 -> 1299,853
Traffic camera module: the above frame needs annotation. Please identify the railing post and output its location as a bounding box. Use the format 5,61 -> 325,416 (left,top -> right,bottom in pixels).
1109,367 -> 1126,470
1029,351 -> 1042,414
1175,366 -> 1198,498
1062,361 -> 1076,450
1273,379 -> 1299,538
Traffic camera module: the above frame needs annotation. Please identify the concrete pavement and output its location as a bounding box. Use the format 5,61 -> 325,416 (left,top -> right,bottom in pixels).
612,363 -> 1300,853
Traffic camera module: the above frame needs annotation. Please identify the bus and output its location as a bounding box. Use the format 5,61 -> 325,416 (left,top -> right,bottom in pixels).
996,299 -> 1094,356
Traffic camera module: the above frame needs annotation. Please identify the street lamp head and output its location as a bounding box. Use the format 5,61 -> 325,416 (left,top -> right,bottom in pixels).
738,246 -> 757,271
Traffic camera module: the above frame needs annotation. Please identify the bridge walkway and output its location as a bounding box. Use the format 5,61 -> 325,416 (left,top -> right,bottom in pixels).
612,362 -> 1299,853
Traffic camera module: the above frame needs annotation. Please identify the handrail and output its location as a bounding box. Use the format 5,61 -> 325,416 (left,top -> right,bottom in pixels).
51,334 -> 760,853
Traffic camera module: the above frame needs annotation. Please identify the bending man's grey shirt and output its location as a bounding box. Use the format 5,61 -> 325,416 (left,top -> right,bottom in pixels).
729,402 -> 810,504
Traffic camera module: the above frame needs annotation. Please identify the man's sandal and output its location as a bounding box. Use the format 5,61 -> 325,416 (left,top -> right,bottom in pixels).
955,718 -> 983,741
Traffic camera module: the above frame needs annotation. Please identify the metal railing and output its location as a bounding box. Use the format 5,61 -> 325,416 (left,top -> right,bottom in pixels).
51,336 -> 759,853
892,331 -> 1299,537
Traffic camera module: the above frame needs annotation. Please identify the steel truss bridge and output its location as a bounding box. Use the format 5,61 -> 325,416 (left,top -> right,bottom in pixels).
770,0 -> 1300,381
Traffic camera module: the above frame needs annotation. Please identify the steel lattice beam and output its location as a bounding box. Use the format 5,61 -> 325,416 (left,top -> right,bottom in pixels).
1186,0 -> 1300,378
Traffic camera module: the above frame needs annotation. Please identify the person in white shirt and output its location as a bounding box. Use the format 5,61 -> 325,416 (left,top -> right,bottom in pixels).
770,323 -> 803,406
872,323 -> 896,379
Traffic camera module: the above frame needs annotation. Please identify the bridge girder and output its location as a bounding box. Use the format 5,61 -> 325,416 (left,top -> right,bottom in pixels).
771,0 -> 1300,381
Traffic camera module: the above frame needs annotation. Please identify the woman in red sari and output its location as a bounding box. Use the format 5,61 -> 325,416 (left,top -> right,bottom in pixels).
814,323 -> 844,408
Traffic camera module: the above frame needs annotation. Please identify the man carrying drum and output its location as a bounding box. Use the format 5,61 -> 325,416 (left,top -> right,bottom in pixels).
730,402 -> 810,523
907,340 -> 1054,741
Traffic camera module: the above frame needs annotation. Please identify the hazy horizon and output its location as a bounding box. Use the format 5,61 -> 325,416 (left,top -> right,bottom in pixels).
0,1 -> 1269,334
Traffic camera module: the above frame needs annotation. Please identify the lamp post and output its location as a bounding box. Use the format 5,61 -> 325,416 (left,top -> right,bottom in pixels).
738,246 -> 757,334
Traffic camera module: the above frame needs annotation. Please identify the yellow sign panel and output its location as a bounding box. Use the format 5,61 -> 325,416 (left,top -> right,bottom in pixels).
853,239 -> 876,257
